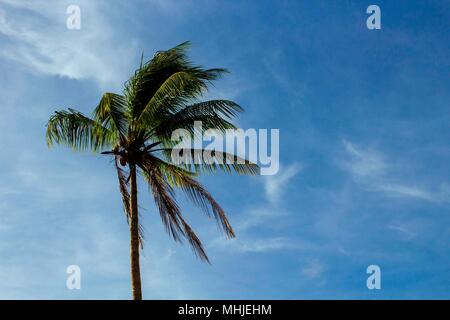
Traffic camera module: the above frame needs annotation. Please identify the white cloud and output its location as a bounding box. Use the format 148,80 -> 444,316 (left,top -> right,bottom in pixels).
342,140 -> 387,178
231,163 -> 301,233
0,0 -> 137,90
300,259 -> 325,279
209,162 -> 303,254
211,236 -> 308,253
387,224 -> 416,240
264,162 -> 302,205
341,139 -> 449,203
378,184 -> 435,202
234,207 -> 290,232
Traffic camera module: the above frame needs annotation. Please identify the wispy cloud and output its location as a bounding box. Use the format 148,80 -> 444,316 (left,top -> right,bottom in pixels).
264,163 -> 302,205
300,259 -> 325,280
211,163 -> 302,253
341,139 -> 449,203
378,184 -> 436,202
0,0 -> 137,89
233,207 -> 289,232
342,140 -> 387,179
234,162 -> 302,232
387,224 -> 416,241
211,236 -> 309,253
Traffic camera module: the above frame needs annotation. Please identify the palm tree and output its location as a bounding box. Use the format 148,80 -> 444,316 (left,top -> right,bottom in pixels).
45,42 -> 258,300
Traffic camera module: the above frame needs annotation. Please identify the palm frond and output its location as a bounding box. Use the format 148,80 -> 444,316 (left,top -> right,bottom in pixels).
140,160 -> 209,261
93,93 -> 129,139
160,148 -> 260,175
46,108 -> 111,152
135,71 -> 205,128
176,214 -> 209,262
141,164 -> 184,242
181,100 -> 243,118
150,100 -> 242,139
124,41 -> 227,127
145,155 -> 235,238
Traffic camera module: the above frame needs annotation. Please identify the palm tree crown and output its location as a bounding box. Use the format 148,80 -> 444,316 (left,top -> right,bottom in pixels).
46,42 -> 258,299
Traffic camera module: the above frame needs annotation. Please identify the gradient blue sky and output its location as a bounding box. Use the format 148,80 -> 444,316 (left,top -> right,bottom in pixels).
0,0 -> 449,299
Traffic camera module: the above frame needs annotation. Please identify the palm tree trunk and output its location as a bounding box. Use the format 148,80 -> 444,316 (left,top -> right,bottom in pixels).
129,164 -> 142,300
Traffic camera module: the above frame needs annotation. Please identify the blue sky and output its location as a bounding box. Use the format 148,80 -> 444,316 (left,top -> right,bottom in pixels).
0,0 -> 449,299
